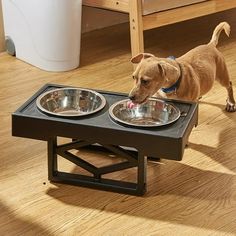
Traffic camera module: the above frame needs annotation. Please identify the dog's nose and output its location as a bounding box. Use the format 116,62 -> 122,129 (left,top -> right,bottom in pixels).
129,95 -> 136,101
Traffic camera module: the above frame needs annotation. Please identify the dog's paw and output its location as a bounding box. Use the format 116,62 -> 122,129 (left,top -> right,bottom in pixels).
225,100 -> 236,112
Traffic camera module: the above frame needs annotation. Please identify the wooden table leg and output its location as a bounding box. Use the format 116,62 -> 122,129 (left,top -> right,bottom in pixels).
129,0 -> 144,59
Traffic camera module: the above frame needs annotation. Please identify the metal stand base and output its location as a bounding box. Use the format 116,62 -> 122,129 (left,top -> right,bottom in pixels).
48,138 -> 147,195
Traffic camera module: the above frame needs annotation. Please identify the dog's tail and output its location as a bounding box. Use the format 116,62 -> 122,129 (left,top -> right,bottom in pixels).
209,22 -> 230,47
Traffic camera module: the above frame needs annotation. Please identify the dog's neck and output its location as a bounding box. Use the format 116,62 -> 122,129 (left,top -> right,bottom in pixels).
161,62 -> 182,94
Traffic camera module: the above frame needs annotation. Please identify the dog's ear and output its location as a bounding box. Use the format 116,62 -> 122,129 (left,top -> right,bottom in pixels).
158,61 -> 180,79
131,53 -> 155,64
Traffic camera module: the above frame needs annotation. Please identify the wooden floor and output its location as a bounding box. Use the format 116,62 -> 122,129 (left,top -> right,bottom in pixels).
1,10 -> 236,236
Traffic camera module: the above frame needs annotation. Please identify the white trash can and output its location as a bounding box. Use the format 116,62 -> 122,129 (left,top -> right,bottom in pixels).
2,0 -> 82,72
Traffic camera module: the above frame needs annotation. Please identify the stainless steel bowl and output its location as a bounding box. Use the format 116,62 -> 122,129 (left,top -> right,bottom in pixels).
36,88 -> 106,117
109,98 -> 180,127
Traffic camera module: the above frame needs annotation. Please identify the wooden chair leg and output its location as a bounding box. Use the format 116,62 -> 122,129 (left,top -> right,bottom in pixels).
129,0 -> 144,59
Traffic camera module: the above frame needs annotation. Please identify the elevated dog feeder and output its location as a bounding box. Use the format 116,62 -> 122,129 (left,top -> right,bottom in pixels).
12,84 -> 198,195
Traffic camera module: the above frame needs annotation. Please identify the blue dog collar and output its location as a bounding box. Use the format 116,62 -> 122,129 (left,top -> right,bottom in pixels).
161,56 -> 181,94
161,78 -> 181,93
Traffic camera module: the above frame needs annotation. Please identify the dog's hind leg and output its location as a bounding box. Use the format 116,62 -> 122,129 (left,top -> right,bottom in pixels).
225,81 -> 236,112
216,60 -> 236,112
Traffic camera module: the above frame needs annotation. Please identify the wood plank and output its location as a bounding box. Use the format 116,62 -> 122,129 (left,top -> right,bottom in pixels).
143,0 -> 236,30
82,0 -> 129,13
129,0 -> 144,57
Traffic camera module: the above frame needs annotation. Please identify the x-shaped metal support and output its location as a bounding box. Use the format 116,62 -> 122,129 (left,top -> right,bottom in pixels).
47,137 -> 147,195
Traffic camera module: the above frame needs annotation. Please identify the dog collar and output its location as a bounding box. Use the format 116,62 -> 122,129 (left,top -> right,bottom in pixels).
161,56 -> 182,94
161,78 -> 181,94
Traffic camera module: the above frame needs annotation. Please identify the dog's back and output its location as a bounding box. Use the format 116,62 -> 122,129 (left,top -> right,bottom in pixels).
179,22 -> 230,63
177,22 -> 231,96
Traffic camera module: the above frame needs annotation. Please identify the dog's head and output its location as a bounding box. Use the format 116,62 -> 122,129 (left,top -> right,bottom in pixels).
129,53 -> 180,103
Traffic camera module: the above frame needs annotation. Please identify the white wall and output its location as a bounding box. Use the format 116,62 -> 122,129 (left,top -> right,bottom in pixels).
0,1 -> 5,52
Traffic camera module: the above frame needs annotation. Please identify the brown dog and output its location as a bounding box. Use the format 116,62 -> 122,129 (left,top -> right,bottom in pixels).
129,22 -> 236,112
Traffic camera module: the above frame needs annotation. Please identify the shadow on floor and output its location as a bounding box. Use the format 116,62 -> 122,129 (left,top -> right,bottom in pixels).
46,158 -> 235,234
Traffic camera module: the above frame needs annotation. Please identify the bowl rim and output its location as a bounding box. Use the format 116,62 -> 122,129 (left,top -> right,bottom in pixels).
36,87 -> 106,117
109,98 -> 181,127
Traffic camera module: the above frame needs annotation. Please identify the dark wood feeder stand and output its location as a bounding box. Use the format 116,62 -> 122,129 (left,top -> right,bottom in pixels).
12,84 -> 198,195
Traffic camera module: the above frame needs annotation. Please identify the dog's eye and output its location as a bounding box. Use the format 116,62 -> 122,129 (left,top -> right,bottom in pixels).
132,75 -> 135,80
141,79 -> 150,86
